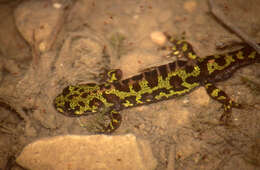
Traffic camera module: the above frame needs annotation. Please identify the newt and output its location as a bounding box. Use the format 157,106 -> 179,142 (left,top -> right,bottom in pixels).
54,34 -> 260,133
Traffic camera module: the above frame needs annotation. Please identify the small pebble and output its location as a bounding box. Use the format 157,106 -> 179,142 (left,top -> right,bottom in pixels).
150,31 -> 166,46
53,3 -> 62,9
39,42 -> 46,52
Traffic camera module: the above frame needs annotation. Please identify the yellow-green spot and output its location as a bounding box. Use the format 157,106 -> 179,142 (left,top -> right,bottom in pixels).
248,51 -> 256,59
182,43 -> 188,52
217,96 -> 226,100
123,100 -> 133,107
188,52 -> 197,59
112,119 -> 118,123
211,88 -> 220,97
173,51 -> 179,55
205,83 -> 212,89
111,110 -> 118,114
108,72 -> 117,83
109,122 -> 115,129
177,40 -> 183,45
57,108 -> 64,113
236,51 -> 244,59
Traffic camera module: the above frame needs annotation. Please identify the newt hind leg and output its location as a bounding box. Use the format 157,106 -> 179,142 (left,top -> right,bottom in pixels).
204,82 -> 242,124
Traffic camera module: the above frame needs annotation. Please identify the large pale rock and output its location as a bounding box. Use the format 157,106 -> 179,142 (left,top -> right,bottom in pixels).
16,134 -> 157,170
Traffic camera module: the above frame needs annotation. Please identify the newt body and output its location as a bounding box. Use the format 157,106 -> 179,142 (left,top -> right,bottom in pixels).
54,38 -> 260,133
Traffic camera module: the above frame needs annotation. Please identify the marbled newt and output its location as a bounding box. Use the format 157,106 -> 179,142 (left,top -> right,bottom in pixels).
54,34 -> 260,133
